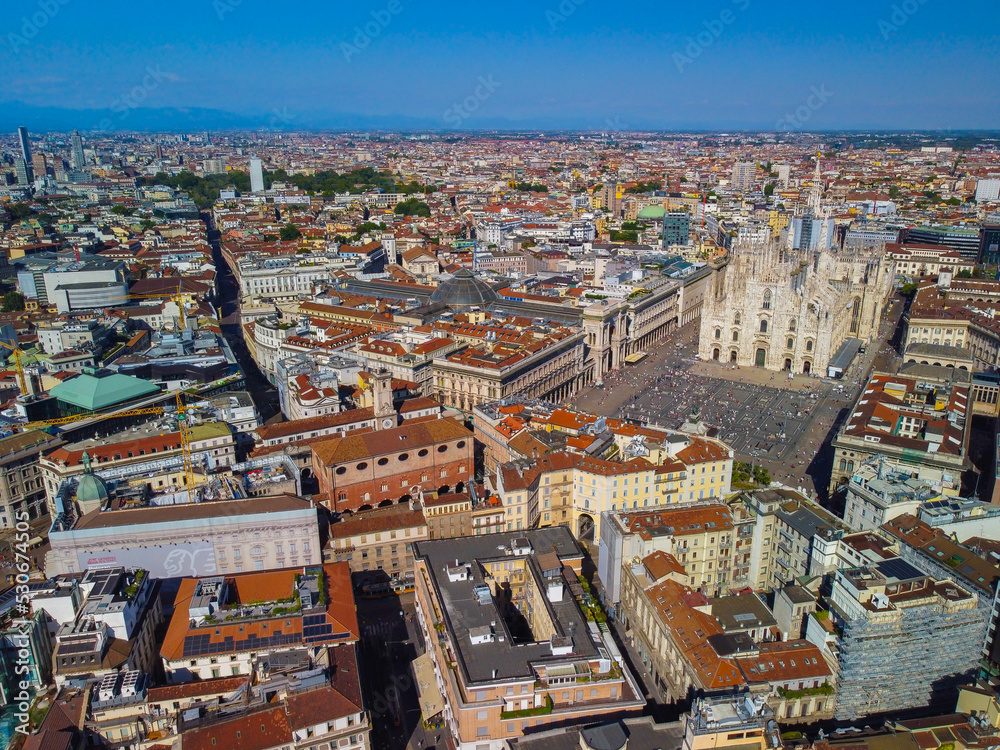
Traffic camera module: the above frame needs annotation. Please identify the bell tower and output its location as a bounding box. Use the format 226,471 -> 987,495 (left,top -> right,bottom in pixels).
372,369 -> 395,429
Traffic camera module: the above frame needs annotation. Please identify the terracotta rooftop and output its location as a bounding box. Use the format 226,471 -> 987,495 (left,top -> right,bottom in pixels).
312,416 -> 471,466
160,562 -> 358,662
256,408 -> 375,442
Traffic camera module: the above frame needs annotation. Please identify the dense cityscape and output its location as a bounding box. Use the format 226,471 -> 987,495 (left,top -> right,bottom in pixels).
0,122 -> 999,750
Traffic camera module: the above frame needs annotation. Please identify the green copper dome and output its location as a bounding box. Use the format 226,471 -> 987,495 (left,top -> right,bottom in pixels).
76,451 -> 109,504
637,205 -> 666,219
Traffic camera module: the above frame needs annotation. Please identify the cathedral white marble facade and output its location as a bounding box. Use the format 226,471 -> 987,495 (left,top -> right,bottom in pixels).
698,241 -> 893,374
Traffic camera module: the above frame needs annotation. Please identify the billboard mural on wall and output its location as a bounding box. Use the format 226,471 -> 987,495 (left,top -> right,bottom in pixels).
78,541 -> 218,578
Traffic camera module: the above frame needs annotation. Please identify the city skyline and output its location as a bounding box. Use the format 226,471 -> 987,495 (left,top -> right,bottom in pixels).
2,0 -> 999,131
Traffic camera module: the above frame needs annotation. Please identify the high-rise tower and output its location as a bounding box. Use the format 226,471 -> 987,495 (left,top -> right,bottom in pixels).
70,130 -> 85,170
16,127 -> 33,182
249,156 -> 264,193
17,126 -> 31,164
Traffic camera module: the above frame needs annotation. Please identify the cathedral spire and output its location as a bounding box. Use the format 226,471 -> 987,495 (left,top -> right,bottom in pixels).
808,152 -> 823,213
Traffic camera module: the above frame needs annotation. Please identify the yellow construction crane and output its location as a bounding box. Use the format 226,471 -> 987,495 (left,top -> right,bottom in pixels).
18,406 -> 165,430
124,292 -> 188,328
174,392 -> 196,502
17,393 -> 197,501
0,339 -> 28,397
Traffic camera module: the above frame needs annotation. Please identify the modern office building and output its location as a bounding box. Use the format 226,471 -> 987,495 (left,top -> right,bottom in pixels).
731,162 -> 756,192
663,211 -> 691,247
14,157 -> 30,185
0,609 -> 52,704
70,130 -> 86,171
249,156 -> 264,193
15,254 -> 129,313
976,179 -> 1000,204
17,126 -> 32,179
788,215 -> 835,251
981,224 -> 1000,266
905,225 -> 983,261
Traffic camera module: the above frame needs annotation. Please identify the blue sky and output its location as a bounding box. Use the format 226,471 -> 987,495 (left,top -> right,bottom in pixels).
1,0 -> 998,131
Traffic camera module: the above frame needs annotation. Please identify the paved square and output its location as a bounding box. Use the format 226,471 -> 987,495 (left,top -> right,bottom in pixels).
616,367 -> 825,462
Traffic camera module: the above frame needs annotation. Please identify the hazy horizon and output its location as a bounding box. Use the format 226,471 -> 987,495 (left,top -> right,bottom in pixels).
3,0 -> 999,132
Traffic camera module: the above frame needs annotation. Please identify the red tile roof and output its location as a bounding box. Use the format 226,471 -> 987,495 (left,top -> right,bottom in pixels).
161,563 -> 358,662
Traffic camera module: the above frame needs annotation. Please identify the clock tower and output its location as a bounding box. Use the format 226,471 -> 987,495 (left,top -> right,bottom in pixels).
372,369 -> 395,430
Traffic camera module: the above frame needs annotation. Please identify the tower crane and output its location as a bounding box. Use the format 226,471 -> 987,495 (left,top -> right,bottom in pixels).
15,392 -> 197,502
18,406 -> 165,431
174,391 -> 196,502
123,291 -> 190,328
0,339 -> 27,397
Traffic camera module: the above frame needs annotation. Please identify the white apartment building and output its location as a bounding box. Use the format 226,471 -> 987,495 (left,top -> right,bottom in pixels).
976,178 -> 1000,204
236,254 -> 341,299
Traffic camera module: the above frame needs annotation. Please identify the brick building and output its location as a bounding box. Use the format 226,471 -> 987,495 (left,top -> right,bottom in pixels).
312,416 -> 474,512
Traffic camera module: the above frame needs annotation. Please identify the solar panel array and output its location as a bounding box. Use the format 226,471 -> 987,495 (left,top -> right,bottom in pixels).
302,614 -> 333,643
182,629 -> 302,657
877,557 -> 924,582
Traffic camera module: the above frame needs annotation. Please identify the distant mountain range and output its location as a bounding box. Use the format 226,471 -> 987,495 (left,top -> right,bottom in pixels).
2,100 -> 999,135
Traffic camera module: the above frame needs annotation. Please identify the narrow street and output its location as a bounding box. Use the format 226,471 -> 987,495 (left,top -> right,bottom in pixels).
357,593 -> 439,750
204,212 -> 282,422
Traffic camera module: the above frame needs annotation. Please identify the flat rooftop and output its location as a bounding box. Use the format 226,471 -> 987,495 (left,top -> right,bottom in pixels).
708,593 -> 777,633
509,717 -> 684,750
413,527 -> 593,684
828,337 -> 862,370
71,494 -> 315,530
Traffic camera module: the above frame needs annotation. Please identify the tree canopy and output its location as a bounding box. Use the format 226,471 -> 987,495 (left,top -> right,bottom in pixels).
6,203 -> 33,222
394,198 -> 432,217
279,223 -> 302,241
510,182 -> 548,193
625,180 -> 662,194
140,166 -> 414,208
1,291 -> 25,312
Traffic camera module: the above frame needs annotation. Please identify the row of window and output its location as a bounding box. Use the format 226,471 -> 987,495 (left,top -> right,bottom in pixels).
334,444 -> 466,475
717,326 -> 814,349
218,557 -> 312,573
